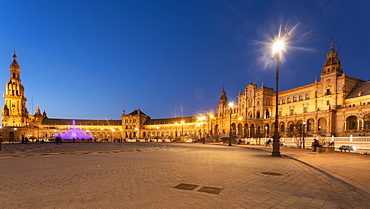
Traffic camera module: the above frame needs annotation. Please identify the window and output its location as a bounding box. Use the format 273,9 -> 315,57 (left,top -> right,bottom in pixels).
303,107 -> 308,113
287,97 -> 291,103
265,109 -> 270,118
282,99 -> 286,104
299,95 -> 303,101
305,93 -> 310,100
280,124 -> 285,132
293,96 -> 297,102
327,100 -> 330,105
326,89 -> 331,95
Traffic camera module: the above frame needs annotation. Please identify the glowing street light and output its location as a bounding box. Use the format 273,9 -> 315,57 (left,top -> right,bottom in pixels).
271,33 -> 285,157
228,102 -> 233,146
181,120 -> 185,141
302,122 -> 307,149
198,115 -> 206,143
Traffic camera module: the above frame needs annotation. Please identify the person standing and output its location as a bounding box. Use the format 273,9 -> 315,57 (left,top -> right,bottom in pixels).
312,138 -> 319,152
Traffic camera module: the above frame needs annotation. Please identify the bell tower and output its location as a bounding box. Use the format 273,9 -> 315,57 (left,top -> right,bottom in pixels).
321,40 -> 342,76
2,50 -> 29,126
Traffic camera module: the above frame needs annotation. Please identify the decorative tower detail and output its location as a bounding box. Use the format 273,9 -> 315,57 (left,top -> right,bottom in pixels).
321,40 -> 342,76
2,51 -> 29,127
218,87 -> 228,116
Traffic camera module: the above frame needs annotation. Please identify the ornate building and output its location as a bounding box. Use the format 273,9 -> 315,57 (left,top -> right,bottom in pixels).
1,43 -> 370,142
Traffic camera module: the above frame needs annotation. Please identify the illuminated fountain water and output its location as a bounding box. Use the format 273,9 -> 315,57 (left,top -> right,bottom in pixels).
56,120 -> 94,139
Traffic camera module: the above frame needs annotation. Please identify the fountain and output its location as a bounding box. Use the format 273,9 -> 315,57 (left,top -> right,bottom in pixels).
55,120 -> 94,140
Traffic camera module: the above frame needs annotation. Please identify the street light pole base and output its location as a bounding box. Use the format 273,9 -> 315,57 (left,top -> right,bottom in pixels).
271,133 -> 281,157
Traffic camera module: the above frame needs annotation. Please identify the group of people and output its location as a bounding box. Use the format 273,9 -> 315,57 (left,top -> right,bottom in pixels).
263,137 -> 321,151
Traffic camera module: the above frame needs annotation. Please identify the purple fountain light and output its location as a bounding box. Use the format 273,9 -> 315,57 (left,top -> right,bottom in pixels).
56,120 -> 94,139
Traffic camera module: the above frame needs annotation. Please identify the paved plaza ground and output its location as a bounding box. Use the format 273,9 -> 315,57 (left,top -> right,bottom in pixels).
0,142 -> 369,208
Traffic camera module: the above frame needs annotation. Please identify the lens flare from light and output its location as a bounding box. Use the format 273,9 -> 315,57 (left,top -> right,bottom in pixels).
273,38 -> 285,54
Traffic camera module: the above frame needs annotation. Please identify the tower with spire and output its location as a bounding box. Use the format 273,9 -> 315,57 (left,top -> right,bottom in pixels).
321,40 -> 342,76
2,50 -> 29,127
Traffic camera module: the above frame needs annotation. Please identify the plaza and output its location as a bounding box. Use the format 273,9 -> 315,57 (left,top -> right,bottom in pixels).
1,142 -> 369,208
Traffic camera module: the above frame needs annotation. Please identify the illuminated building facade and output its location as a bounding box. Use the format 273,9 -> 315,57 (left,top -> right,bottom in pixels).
1,43 -> 370,142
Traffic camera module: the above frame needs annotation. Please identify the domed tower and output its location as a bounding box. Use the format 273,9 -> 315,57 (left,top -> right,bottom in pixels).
219,87 -> 228,105
217,87 -> 228,117
2,50 -> 29,127
321,40 -> 342,76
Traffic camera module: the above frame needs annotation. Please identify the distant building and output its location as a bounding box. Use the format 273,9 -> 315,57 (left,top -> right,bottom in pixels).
1,43 -> 370,142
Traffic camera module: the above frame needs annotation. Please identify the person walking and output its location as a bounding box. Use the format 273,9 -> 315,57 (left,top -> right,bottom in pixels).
312,138 -> 320,152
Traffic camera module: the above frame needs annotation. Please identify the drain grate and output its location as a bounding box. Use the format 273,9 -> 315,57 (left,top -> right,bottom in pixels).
174,183 -> 199,191
197,186 -> 223,194
261,171 -> 283,176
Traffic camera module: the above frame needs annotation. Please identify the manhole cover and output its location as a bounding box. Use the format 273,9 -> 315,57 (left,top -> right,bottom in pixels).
197,186 -> 223,194
261,171 -> 283,176
174,183 -> 199,191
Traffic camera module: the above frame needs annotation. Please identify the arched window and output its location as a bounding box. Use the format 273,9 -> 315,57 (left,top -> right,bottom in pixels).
293,96 -> 297,102
289,123 -> 294,132
264,124 -> 270,134
256,110 -> 260,119
280,123 -> 285,132
307,119 -> 314,131
364,114 -> 370,130
299,94 -> 303,101
265,109 -> 270,118
305,93 -> 310,100
318,117 -> 327,132
346,116 -> 357,130
287,97 -> 291,103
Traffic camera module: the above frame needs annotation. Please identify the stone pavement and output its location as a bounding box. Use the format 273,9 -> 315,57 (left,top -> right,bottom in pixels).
0,142 -> 369,208
239,144 -> 370,200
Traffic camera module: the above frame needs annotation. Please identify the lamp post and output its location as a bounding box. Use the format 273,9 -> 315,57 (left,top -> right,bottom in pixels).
198,116 -> 206,143
265,125 -> 268,141
175,122 -> 178,141
271,35 -> 284,157
228,102 -> 233,146
209,114 -> 214,136
238,116 -> 243,138
181,120 -> 184,141
302,122 -> 306,149
0,126 -> 2,151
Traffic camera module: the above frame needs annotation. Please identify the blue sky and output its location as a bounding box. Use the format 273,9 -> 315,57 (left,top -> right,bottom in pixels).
0,0 -> 370,119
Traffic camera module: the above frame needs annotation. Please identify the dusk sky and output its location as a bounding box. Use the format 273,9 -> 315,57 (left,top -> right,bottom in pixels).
1,0 -> 370,120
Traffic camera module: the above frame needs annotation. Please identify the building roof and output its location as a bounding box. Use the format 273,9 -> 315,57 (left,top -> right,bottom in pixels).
127,109 -> 148,117
144,116 -> 197,125
42,118 -> 122,126
346,81 -> 370,99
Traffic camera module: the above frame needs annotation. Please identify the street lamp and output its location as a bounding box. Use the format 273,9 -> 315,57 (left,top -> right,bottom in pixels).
271,34 -> 285,157
302,122 -> 306,149
238,116 -> 243,138
0,126 -> 2,151
209,114 -> 214,136
228,102 -> 233,146
198,116 -> 206,143
175,122 -> 178,139
181,120 -> 184,141
265,125 -> 268,141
